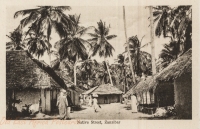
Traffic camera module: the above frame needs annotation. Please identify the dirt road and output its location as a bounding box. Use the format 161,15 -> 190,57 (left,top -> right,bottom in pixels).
70,103 -> 152,120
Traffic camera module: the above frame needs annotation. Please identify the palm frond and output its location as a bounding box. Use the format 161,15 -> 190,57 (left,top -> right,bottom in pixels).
153,11 -> 162,17
54,6 -> 71,11
14,8 -> 39,18
106,35 -> 117,40
76,26 -> 94,36
87,38 -> 98,42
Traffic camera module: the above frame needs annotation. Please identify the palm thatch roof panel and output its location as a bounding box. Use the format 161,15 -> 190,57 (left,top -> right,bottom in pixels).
129,76 -> 158,94
124,86 -> 135,97
69,86 -> 86,94
82,86 -> 98,95
6,50 -> 67,89
92,84 -> 123,95
156,49 -> 192,81
55,71 -> 74,86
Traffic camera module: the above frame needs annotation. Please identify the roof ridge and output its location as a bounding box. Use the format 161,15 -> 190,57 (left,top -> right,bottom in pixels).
25,51 -> 68,89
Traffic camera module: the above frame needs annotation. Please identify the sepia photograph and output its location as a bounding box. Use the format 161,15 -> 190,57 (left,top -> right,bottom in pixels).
5,5 -> 192,121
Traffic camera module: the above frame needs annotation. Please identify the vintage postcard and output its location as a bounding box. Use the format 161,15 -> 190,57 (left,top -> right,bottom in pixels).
0,0 -> 199,129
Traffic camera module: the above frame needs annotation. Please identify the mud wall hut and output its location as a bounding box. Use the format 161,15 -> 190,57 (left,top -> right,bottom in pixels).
156,49 -> 192,119
82,84 -> 123,104
6,51 -> 67,116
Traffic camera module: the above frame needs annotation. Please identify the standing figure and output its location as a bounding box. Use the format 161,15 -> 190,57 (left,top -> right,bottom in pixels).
57,89 -> 68,120
92,94 -> 99,112
88,95 -> 92,107
131,94 -> 138,113
124,96 -> 128,105
66,91 -> 73,120
79,94 -> 83,108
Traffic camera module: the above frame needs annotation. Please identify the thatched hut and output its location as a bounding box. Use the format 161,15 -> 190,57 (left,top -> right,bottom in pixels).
82,84 -> 123,104
156,49 -> 192,119
6,50 -> 68,116
125,76 -> 158,114
129,49 -> 192,117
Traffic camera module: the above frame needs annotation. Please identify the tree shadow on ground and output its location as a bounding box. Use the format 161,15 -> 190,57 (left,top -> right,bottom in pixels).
122,105 -> 131,110
72,107 -> 87,112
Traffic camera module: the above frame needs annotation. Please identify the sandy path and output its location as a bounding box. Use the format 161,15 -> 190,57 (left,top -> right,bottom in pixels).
70,103 -> 152,120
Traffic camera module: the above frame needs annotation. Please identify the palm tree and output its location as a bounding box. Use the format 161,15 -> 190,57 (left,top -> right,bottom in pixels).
115,54 -> 127,92
170,6 -> 192,54
79,58 -> 93,83
125,36 -> 152,76
14,6 -> 73,61
157,41 -> 180,71
6,29 -> 25,50
88,20 -> 117,86
123,6 -> 136,84
153,6 -> 192,54
24,32 -> 50,59
54,14 -> 91,85
94,61 -> 116,85
149,6 -> 156,75
152,6 -> 172,38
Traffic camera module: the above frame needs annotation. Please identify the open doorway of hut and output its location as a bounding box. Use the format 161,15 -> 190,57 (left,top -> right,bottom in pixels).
104,96 -> 109,104
117,95 -> 120,102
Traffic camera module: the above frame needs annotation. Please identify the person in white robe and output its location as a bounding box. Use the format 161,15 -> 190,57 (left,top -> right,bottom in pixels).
131,94 -> 138,113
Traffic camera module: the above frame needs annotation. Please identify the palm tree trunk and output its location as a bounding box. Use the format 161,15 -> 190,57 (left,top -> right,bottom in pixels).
74,55 -> 78,86
149,6 -> 156,75
122,53 -> 127,93
123,6 -> 136,84
104,58 -> 113,86
49,53 -> 51,66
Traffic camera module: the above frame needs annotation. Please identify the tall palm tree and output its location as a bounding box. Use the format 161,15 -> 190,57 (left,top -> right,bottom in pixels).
88,20 -> 117,86
123,6 -> 136,84
14,6 -> 73,61
54,14 -> 91,85
149,6 -> 156,75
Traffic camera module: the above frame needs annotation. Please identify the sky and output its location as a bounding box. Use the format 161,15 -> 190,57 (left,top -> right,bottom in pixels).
6,6 -> 170,65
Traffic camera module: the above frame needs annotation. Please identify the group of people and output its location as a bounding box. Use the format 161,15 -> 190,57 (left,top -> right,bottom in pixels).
90,94 -> 100,112
84,94 -> 100,112
57,89 -> 101,120
57,89 -> 73,120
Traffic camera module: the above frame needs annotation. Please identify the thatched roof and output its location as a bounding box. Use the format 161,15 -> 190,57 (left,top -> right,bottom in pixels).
54,70 -> 85,93
125,49 -> 192,95
156,48 -> 192,81
124,76 -> 158,96
82,86 -> 98,95
124,84 -> 137,97
134,76 -> 158,94
6,50 -> 67,89
55,71 -> 74,87
83,84 -> 123,95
